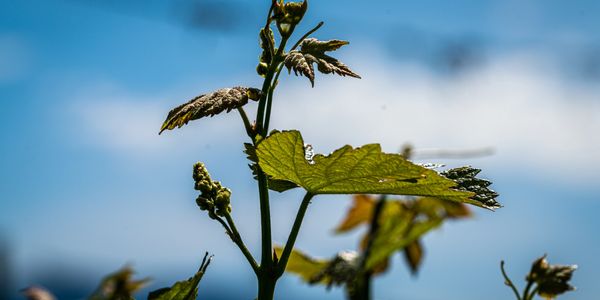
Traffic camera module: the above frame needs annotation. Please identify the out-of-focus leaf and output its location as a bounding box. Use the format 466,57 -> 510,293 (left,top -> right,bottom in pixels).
365,201 -> 442,270
284,38 -> 360,86
21,286 -> 55,300
256,130 -> 497,209
274,246 -> 328,284
243,142 -> 299,192
88,266 -> 149,300
148,253 -> 212,300
403,240 -> 424,275
159,87 -> 261,134
413,197 -> 472,219
334,195 -> 375,233
309,251 -> 360,289
275,246 -> 360,290
527,255 -> 577,298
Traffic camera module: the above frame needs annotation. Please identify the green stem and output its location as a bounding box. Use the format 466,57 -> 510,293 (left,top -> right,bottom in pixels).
237,107 -> 254,138
224,213 -> 260,275
276,192 -> 314,277
257,173 -> 273,269
263,68 -> 282,134
527,287 -> 539,300
522,280 -> 535,300
256,35 -> 290,135
500,261 -> 522,300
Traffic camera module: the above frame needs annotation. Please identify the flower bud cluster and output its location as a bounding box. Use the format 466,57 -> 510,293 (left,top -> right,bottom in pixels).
193,162 -> 232,219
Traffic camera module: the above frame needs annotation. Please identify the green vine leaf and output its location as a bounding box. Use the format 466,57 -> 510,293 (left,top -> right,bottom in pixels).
159,87 -> 262,134
88,266 -> 150,300
148,253 -> 212,300
255,130 -> 499,209
284,38 -> 361,86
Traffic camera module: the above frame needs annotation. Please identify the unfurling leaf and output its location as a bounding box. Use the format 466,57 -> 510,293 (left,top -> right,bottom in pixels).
441,167 -> 501,210
88,266 -> 150,300
257,28 -> 276,76
159,87 -> 262,134
255,130 -> 498,209
284,38 -> 360,86
527,255 -> 577,298
148,253 -> 212,300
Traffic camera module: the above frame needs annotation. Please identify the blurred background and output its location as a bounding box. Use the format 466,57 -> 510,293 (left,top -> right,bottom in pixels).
1,0 -> 599,299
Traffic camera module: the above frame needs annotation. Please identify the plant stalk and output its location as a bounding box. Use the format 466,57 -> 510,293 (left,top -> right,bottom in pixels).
276,192 -> 315,277
224,213 -> 259,275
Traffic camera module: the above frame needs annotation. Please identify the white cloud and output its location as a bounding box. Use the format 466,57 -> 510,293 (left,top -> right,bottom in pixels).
71,50 -> 600,182
70,84 -> 248,156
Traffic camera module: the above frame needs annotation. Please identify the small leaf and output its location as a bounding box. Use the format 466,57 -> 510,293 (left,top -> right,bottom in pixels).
334,195 -> 375,233
526,255 -> 577,298
88,266 -> 150,300
148,253 -> 212,300
284,38 -> 360,87
160,87 -> 262,134
255,130 -> 496,208
273,246 -> 329,284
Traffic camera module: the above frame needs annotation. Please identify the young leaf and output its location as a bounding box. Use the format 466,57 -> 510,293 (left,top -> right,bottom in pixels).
159,87 -> 262,134
148,253 -> 212,300
255,130 -> 499,209
284,38 -> 361,86
88,266 -> 150,300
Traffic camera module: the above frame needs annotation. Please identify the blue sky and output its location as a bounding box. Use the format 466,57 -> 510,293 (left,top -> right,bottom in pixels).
1,1 -> 600,299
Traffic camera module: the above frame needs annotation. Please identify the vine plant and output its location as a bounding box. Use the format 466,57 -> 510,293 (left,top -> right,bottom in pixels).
157,1 -> 501,299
